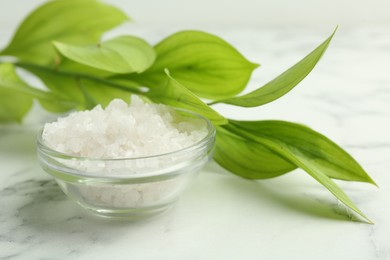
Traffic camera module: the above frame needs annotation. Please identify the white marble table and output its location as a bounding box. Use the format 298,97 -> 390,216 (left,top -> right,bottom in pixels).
1,26 -> 390,260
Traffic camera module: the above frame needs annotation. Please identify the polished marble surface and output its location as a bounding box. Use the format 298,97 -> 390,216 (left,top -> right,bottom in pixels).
1,26 -> 390,259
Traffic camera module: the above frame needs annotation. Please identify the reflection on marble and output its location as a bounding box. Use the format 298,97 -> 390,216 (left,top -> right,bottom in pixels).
1,177 -> 132,258
1,26 -> 390,259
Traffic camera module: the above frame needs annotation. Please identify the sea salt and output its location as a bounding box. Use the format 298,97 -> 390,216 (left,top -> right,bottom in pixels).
42,96 -> 209,210
42,95 -> 208,160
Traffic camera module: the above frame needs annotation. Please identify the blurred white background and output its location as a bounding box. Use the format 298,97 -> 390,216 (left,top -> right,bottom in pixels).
1,0 -> 390,29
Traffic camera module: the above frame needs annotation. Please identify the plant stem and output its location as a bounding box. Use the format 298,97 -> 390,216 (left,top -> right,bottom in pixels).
12,61 -> 145,95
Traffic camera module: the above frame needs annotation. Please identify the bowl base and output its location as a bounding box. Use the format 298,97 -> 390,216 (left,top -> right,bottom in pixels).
82,203 -> 174,220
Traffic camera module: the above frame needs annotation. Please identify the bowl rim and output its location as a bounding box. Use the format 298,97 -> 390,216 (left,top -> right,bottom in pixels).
37,108 -> 216,162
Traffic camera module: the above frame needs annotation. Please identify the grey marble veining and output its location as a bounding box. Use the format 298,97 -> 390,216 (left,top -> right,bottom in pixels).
1,26 -> 390,259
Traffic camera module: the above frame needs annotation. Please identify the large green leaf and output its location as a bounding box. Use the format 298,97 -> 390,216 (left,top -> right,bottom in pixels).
53,36 -> 156,74
1,64 -> 49,99
0,88 -> 32,123
214,126 -> 297,179
0,63 -> 76,121
145,70 -> 227,125
0,0 -> 128,64
124,30 -> 258,99
230,120 -> 376,184
0,64 -> 33,122
213,29 -> 336,107
225,120 -> 375,222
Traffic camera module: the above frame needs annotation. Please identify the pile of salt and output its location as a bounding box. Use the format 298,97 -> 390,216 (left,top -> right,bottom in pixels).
43,95 -> 207,160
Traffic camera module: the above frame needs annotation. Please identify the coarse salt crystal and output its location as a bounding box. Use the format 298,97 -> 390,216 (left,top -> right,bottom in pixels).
42,95 -> 208,161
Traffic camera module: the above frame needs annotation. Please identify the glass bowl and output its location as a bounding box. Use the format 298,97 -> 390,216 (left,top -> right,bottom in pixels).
36,110 -> 215,219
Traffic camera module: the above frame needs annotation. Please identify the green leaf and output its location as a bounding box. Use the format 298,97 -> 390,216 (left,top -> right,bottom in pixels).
0,63 -> 77,115
145,69 -> 227,125
230,120 -> 376,184
214,126 -> 297,179
53,35 -> 156,74
213,28 -> 336,107
291,151 -> 372,223
225,120 -> 375,222
77,78 -> 134,108
0,0 -> 128,64
55,57 -> 115,78
1,63 -> 47,99
19,63 -> 137,110
0,64 -> 33,122
19,63 -> 85,107
126,30 -> 258,99
0,88 -> 32,123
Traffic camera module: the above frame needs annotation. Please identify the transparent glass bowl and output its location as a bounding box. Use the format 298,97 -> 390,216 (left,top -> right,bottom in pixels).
36,110 -> 215,219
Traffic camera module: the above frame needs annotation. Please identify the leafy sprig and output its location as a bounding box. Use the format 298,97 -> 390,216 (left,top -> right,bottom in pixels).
0,0 -> 376,222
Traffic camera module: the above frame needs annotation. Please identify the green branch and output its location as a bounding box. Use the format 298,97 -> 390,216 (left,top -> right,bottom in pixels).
13,61 -> 145,95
